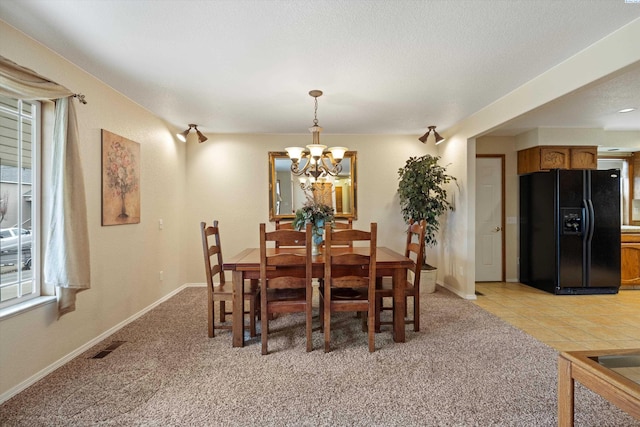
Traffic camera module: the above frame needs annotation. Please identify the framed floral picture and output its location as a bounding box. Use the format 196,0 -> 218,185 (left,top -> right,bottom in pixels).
101,130 -> 140,225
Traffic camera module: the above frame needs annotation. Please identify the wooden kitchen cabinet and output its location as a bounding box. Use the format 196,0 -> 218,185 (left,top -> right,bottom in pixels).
517,146 -> 597,175
621,233 -> 640,287
569,147 -> 599,169
539,146 -> 570,170
631,152 -> 639,225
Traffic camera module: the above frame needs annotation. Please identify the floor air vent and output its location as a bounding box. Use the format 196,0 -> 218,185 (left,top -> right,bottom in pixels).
91,341 -> 126,359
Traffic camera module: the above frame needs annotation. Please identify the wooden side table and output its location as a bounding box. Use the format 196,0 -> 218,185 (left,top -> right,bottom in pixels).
558,349 -> 640,426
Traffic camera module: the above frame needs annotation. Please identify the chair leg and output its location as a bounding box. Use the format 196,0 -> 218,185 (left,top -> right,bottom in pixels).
413,292 -> 420,332
319,297 -> 324,332
374,296 -> 381,333
249,297 -> 257,338
253,280 -> 261,320
208,299 -> 214,338
306,300 -> 313,353
261,293 -> 269,355
324,302 -> 331,353
368,308 -> 375,353
219,300 -> 226,323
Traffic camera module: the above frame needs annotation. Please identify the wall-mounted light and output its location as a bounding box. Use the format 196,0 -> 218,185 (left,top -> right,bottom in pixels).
177,124 -> 208,143
418,125 -> 445,145
618,107 -> 636,113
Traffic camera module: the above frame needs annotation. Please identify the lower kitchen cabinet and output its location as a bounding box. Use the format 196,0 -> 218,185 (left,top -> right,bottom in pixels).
621,233 -> 640,287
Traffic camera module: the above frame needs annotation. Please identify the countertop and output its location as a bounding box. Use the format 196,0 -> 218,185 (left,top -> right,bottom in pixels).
621,225 -> 640,234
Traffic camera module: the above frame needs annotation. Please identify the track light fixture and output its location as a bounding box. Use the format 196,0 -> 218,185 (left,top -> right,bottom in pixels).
418,125 -> 444,145
177,124 -> 208,143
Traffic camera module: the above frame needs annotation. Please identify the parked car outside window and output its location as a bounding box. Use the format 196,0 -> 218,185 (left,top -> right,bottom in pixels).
0,228 -> 32,269
0,228 -> 31,239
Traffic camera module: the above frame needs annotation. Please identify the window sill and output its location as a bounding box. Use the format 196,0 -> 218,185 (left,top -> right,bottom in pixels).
0,296 -> 57,321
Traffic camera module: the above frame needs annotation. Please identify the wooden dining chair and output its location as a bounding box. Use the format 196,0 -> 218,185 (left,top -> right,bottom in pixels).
320,223 -> 377,353
278,218 -> 351,230
259,222 -> 313,355
276,218 -> 352,247
375,219 -> 426,332
274,219 -> 305,248
274,219 -> 295,230
200,221 -> 260,338
333,218 -> 353,229
332,218 -> 354,247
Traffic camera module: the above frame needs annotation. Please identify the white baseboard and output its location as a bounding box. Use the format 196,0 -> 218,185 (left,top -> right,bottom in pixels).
506,278 -> 519,283
437,281 -> 477,300
185,282 -> 206,287
0,284 -> 192,405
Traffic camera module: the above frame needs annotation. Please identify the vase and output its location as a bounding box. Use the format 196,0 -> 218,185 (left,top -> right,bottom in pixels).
311,225 -> 324,255
118,193 -> 129,219
311,240 -> 320,256
420,266 -> 437,293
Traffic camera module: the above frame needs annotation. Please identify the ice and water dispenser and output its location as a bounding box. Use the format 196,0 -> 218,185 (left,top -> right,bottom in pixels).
561,208 -> 584,235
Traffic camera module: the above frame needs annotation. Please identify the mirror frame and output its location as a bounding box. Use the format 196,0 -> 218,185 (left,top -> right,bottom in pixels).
268,151 -> 358,221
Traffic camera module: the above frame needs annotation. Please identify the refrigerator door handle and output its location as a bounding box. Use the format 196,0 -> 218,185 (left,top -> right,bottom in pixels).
586,199 -> 595,243
582,199 -> 590,244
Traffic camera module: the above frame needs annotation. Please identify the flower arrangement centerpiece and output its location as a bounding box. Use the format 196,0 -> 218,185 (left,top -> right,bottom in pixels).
292,197 -> 335,254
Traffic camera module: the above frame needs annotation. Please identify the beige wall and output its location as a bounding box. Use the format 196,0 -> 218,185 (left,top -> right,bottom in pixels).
184,134 -> 436,285
0,21 -> 187,397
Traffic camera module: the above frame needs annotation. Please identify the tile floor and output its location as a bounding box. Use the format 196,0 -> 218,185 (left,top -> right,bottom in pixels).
473,282 -> 640,351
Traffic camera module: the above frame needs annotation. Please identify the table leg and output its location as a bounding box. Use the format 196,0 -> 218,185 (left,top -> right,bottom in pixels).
232,270 -> 244,347
558,355 -> 575,427
392,267 -> 406,343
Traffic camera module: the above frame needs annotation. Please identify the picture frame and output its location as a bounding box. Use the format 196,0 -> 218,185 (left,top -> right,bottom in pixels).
101,130 -> 141,226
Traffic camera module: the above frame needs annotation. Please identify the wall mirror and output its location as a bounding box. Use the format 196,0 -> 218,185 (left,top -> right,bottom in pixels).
269,151 -> 357,221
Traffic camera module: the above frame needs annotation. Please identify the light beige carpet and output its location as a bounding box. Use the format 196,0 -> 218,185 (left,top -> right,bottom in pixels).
1,286 -> 638,426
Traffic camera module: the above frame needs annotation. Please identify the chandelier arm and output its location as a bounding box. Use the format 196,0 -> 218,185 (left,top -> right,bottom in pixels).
290,160 -> 304,176
290,161 -> 301,176
290,155 -> 314,176
318,156 -> 342,176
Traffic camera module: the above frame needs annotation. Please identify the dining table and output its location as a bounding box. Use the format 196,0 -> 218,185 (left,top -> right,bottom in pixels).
223,246 -> 414,347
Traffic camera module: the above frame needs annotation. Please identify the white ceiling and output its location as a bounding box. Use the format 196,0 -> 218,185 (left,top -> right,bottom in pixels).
1,0 -> 639,139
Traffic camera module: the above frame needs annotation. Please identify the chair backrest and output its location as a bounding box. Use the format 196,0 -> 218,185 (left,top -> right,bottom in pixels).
333,218 -> 353,229
260,223 -> 312,289
323,223 -> 377,291
274,219 -> 295,230
277,218 -> 352,247
406,219 -> 427,283
200,220 -> 225,292
278,218 -> 351,230
323,218 -> 353,247
274,219 -> 303,247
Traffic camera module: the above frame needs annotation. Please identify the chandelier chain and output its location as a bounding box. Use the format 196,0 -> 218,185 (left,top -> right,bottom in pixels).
313,96 -> 319,126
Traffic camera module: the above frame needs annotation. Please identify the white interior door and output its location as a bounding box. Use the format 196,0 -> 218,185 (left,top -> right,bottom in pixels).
475,157 -> 503,281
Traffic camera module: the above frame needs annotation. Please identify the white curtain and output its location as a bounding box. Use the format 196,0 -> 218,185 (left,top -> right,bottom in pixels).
0,55 -> 90,317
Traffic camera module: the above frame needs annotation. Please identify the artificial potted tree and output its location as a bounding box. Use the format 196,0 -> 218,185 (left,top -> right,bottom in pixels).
397,154 -> 456,292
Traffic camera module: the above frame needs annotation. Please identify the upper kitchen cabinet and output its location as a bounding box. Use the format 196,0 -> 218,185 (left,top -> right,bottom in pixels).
517,146 -> 597,175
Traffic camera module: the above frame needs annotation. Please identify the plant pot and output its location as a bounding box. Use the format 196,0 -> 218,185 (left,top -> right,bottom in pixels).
420,266 -> 437,293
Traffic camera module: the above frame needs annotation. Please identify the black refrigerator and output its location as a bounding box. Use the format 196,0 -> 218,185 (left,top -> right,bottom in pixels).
519,169 -> 621,294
